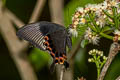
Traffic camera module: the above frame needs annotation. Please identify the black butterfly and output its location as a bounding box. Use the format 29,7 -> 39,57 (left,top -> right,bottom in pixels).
16,21 -> 72,70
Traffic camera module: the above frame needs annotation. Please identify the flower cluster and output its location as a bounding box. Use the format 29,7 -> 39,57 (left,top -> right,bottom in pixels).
88,49 -> 107,62
88,49 -> 107,78
84,28 -> 100,45
88,49 -> 103,56
69,0 -> 120,45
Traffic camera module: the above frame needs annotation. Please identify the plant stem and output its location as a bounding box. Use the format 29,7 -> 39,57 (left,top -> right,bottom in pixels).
89,13 -> 99,32
98,42 -> 120,80
100,32 -> 113,40
96,61 -> 100,79
97,68 -> 100,80
94,55 -> 100,79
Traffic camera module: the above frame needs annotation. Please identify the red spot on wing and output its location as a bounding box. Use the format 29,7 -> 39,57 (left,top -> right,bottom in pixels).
59,57 -> 64,64
44,36 -> 49,40
43,41 -> 50,46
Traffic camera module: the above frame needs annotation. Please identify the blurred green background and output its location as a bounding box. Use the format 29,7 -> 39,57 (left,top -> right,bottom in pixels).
1,0 -> 120,80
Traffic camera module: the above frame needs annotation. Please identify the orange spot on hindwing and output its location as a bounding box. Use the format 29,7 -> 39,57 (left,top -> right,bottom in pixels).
59,57 -> 64,64
44,36 -> 49,40
43,41 -> 49,46
62,54 -> 67,59
43,36 -> 68,66
46,47 -> 52,51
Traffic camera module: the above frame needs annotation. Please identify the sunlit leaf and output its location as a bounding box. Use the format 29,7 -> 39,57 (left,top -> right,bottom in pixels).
29,48 -> 50,71
81,39 -> 89,48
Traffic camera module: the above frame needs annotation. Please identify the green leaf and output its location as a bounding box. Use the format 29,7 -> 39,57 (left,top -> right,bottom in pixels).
101,26 -> 112,33
104,54 -> 120,80
77,25 -> 87,36
93,0 -> 104,3
103,10 -> 113,19
81,39 -> 89,48
2,0 -> 6,6
29,48 -> 50,71
100,32 -> 113,40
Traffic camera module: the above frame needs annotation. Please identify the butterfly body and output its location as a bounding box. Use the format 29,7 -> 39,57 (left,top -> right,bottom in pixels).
17,21 -> 72,68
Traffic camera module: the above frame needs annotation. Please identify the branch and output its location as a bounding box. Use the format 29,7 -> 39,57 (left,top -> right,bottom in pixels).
49,0 -> 65,80
29,0 -> 46,23
49,0 -> 64,25
5,9 -> 24,28
0,0 -> 47,80
0,15 -> 37,80
63,36 -> 84,80
98,42 -> 120,80
68,35 -> 84,62
55,65 -> 65,80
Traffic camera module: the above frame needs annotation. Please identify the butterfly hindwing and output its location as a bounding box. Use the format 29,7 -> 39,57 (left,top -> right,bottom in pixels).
49,29 -> 67,55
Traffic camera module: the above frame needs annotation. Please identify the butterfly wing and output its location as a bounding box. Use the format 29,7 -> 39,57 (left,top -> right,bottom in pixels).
49,29 -> 67,54
66,34 -> 72,49
17,22 -> 46,50
16,21 -> 67,51
17,21 -> 72,68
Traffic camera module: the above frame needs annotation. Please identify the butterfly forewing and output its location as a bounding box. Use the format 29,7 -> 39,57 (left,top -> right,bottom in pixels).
17,23 -> 47,50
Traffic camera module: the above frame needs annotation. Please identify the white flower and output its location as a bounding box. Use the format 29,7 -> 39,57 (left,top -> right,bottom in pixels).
92,35 -> 100,45
110,0 -> 120,7
85,4 -> 94,11
84,28 -> 100,45
69,28 -> 78,37
93,49 -> 96,53
96,15 -> 106,28
114,29 -> 120,35
101,1 -> 108,9
77,7 -> 84,13
79,17 -> 86,24
97,51 -> 103,56
103,56 -> 107,60
89,50 -> 93,55
88,58 -> 92,62
118,9 -> 120,13
108,9 -> 113,14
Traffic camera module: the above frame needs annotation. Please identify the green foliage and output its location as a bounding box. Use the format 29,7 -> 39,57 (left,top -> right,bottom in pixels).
64,0 -> 120,80
104,54 -> 120,80
29,48 -> 50,71
2,0 -> 6,6
88,49 -> 107,79
74,48 -> 88,79
93,0 -> 104,3
81,39 -> 89,48
64,0 -> 92,45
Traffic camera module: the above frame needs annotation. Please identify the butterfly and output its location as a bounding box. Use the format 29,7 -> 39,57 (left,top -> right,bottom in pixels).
16,21 -> 72,70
